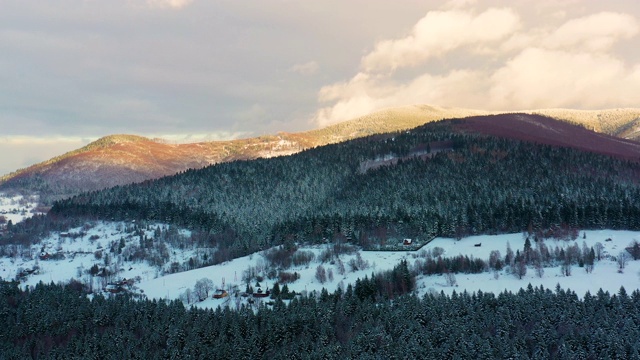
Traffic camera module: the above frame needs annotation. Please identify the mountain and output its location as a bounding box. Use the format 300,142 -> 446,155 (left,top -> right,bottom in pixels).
5,113 -> 640,359
0,105 -> 489,201
0,133 -> 307,202
2,105 -> 640,203
44,113 -> 640,262
529,108 -> 640,138
452,113 -> 640,161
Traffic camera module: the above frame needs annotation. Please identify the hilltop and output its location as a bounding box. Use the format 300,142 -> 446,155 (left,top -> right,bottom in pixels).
0,105 -> 489,201
2,106 -> 640,203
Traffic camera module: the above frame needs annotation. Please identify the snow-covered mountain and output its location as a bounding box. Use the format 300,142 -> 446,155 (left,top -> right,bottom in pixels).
3,106 -> 640,203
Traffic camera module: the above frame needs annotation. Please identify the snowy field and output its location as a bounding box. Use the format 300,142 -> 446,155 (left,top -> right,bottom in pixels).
0,193 -> 40,225
416,230 -> 639,298
145,230 -> 640,309
2,214 -> 640,309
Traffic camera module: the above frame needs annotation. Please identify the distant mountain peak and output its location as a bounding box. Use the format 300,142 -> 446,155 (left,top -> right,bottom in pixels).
88,134 -> 151,147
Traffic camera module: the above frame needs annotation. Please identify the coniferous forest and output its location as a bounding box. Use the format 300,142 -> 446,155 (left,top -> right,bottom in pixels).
4,116 -> 640,358
1,280 -> 640,359
33,117 -> 640,261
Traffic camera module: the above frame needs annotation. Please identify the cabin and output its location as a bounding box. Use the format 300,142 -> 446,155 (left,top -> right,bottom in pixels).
213,289 -> 228,299
253,288 -> 270,298
105,284 -> 124,294
113,278 -> 134,287
39,252 -> 50,260
403,238 -> 413,246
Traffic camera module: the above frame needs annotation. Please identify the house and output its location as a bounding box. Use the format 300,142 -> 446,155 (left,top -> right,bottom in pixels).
253,288 -> 270,298
403,238 -> 412,246
213,289 -> 228,299
105,284 -> 124,293
113,278 -> 134,287
39,252 -> 50,260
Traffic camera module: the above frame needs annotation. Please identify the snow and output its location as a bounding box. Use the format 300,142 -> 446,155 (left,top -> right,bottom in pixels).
2,218 -> 640,309
0,220 -> 194,294
416,230 -> 638,298
0,193 -> 41,225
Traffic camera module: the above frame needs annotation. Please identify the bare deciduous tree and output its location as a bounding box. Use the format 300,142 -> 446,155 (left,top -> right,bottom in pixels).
315,265 -> 327,284
617,251 -> 631,272
594,242 -> 604,261
514,259 -> 527,280
194,278 -> 214,301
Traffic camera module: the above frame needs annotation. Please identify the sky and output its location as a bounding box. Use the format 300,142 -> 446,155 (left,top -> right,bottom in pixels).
1,0 -> 640,176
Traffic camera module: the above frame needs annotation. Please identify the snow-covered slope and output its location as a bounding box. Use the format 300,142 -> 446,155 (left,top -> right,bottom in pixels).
2,219 -> 639,310
416,231 -> 639,297
0,193 -> 41,225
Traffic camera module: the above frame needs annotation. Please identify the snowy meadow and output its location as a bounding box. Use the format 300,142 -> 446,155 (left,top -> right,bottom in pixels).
1,205 -> 638,310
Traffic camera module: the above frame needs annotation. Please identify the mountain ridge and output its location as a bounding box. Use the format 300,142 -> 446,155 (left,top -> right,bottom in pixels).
2,106 -> 640,202
47,113 -> 640,261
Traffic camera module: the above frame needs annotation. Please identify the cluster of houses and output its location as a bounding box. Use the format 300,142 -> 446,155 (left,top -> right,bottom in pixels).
212,289 -> 228,299
39,252 -> 65,261
211,287 -> 272,301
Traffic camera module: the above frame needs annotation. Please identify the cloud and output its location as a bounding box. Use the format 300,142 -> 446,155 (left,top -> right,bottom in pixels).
235,104 -> 267,123
361,8 -> 520,73
442,0 -> 478,10
313,8 -> 640,127
489,48 -> 636,109
314,70 -> 487,127
145,0 -> 194,9
289,61 -> 319,76
544,12 -> 639,52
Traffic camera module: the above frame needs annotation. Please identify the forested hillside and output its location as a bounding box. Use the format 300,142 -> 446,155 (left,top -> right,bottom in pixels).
3,106 -> 639,206
32,114 -> 640,262
0,105 -> 486,203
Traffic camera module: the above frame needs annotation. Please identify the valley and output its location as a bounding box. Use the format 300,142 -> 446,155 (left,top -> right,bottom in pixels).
4,113 -> 640,358
5,1 -> 640,356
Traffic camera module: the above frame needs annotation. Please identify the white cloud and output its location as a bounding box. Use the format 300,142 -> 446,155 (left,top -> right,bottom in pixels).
544,12 -> 639,52
313,7 -> 640,127
361,8 -> 520,73
442,0 -> 478,10
315,70 -> 487,127
289,61 -> 319,76
489,48 -> 638,109
145,0 -> 194,9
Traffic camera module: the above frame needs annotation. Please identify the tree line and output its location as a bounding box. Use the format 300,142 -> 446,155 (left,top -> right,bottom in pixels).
1,279 -> 639,359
